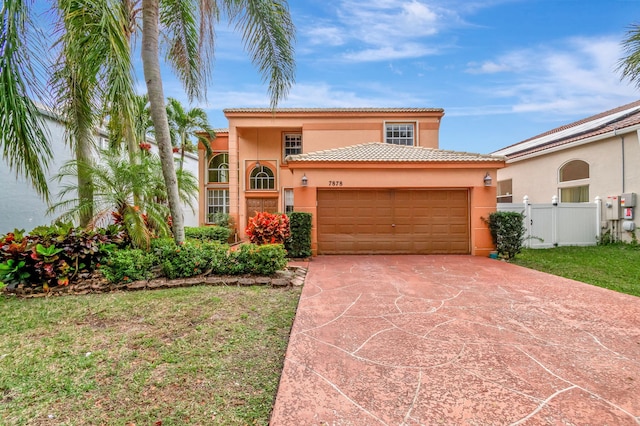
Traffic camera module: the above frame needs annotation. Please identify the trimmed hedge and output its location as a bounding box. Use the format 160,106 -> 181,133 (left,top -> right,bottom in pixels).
486,211 -> 526,260
285,212 -> 312,258
99,239 -> 288,283
184,226 -> 231,243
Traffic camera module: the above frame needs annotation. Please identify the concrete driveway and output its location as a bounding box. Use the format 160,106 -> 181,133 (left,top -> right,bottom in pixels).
271,255 -> 640,425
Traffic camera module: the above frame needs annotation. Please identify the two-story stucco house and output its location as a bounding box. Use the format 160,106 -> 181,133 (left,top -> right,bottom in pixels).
493,100 -> 640,242
199,108 -> 504,256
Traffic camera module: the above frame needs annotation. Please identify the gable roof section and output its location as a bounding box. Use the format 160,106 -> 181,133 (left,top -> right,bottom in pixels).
287,142 -> 503,163
493,100 -> 640,159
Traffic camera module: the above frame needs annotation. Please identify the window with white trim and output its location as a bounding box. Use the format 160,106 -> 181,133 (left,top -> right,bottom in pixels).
208,153 -> 229,183
497,179 -> 513,203
385,123 -> 415,146
207,189 -> 229,222
284,189 -> 294,213
558,160 -> 589,203
250,165 -> 275,190
284,133 -> 302,156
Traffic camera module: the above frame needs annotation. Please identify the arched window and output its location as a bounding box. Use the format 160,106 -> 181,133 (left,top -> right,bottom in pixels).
559,160 -> 589,182
558,160 -> 589,202
250,165 -> 275,190
208,153 -> 229,183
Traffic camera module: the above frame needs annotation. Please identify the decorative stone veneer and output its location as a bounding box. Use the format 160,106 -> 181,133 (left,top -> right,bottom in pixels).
3,266 -> 308,299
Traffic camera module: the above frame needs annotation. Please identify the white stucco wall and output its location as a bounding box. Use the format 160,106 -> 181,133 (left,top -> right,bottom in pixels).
497,129 -> 640,240
0,112 -> 200,234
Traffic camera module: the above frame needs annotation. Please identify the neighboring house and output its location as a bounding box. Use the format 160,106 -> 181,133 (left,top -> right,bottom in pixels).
0,108 -> 200,234
493,100 -> 640,242
198,108 -> 505,256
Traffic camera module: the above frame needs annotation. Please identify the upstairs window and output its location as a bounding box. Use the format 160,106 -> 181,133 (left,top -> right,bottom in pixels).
250,165 -> 275,190
385,123 -> 415,146
284,133 -> 302,156
208,153 -> 229,183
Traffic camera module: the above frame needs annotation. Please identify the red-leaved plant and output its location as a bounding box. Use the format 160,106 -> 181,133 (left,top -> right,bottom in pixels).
245,212 -> 290,245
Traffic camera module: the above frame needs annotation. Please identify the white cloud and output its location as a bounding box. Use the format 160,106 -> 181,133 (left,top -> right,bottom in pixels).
343,43 -> 438,62
305,26 -> 347,46
461,36 -> 638,117
300,0 -> 467,62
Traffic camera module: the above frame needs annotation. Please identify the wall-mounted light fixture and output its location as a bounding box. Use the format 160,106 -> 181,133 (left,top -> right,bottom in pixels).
483,172 -> 492,186
254,160 -> 261,170
301,174 -> 308,187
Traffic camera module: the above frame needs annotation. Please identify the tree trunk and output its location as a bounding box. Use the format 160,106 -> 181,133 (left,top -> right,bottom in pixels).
76,137 -> 94,227
141,0 -> 185,243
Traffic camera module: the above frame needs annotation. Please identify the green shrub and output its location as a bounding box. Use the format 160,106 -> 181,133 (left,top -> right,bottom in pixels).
285,212 -> 312,258
153,239 -> 229,279
100,249 -> 156,283
185,226 -> 231,243
485,211 -> 526,260
245,212 -> 290,245
207,212 -> 233,229
231,244 -> 287,275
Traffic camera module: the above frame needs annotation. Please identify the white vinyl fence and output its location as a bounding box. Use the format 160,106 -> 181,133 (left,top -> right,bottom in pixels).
497,196 -> 601,248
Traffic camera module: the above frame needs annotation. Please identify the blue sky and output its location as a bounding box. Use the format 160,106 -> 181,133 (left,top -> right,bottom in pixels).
43,0 -> 640,154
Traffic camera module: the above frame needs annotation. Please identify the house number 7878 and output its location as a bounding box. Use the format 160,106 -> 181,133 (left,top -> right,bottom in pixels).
329,180 -> 343,187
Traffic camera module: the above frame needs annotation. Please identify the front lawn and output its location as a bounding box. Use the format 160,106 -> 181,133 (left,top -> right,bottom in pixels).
511,245 -> 640,297
0,285 -> 301,425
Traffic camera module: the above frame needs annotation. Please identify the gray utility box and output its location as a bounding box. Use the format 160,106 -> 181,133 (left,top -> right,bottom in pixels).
621,193 -> 636,207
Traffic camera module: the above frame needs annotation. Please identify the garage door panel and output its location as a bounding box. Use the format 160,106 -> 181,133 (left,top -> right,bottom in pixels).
318,189 -> 469,254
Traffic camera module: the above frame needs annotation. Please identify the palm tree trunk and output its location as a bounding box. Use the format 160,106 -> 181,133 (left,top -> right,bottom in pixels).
76,134 -> 94,227
141,0 -> 184,243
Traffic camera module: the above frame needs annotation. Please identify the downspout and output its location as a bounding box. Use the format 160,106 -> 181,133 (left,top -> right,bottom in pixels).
614,128 -> 625,193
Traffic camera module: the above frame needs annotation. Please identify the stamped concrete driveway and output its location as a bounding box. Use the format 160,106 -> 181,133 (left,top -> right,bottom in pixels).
271,255 -> 640,425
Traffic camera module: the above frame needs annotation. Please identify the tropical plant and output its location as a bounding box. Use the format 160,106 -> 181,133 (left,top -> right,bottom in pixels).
166,97 -> 215,172
2,0 -> 295,246
0,223 -> 126,290
246,212 -> 290,245
49,149 -> 197,248
140,0 -> 296,244
0,0 -> 53,200
52,0 -> 137,226
619,23 -> 640,88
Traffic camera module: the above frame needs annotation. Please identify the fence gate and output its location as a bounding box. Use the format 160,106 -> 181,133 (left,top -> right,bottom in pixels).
498,197 -> 601,248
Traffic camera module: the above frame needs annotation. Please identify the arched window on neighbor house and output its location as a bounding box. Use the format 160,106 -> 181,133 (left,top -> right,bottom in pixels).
250,165 -> 275,190
558,160 -> 589,202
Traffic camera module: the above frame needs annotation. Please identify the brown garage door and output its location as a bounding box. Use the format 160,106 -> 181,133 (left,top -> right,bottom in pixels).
317,189 -> 469,254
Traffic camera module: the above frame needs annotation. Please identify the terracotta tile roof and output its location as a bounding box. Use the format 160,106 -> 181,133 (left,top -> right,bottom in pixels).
224,107 -> 444,113
493,100 -> 640,159
287,142 -> 504,163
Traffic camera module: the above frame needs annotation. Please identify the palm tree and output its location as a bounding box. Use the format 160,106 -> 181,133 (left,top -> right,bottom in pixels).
140,0 -> 296,243
619,23 -> 640,88
0,0 -> 53,200
166,97 -> 215,172
50,149 -> 198,249
2,0 -> 295,245
52,0 -> 137,226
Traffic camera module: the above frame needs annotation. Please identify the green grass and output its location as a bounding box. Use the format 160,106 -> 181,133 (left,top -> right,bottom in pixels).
0,285 -> 301,425
511,244 -> 640,297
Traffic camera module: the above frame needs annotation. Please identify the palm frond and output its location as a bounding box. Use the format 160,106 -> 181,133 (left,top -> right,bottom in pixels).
225,0 -> 295,108
0,0 -> 53,200
160,0 -> 202,101
619,23 -> 640,88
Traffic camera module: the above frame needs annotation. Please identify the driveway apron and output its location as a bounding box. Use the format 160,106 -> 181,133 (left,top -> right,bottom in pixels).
270,255 -> 640,425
